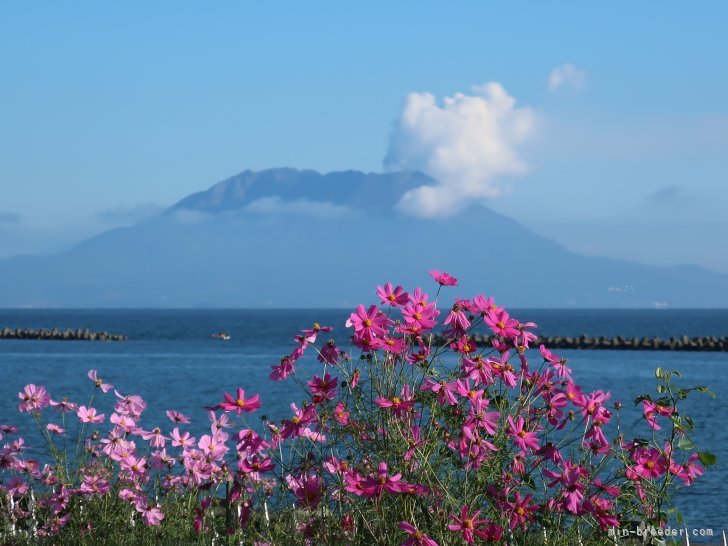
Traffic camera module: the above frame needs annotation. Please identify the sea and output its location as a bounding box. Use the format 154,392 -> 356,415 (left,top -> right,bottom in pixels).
1,309 -> 726,540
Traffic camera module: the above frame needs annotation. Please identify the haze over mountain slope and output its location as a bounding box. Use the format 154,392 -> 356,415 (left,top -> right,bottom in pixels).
1,168 -> 726,308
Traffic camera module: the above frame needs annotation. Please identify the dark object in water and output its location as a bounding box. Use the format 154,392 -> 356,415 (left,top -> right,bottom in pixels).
0,327 -> 127,341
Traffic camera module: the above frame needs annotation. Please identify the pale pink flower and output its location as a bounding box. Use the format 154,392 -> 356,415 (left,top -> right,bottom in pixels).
77,405 -> 105,424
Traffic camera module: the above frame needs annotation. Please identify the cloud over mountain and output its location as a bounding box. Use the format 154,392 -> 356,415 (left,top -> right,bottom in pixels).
548,63 -> 586,90
384,83 -> 535,218
0,212 -> 21,224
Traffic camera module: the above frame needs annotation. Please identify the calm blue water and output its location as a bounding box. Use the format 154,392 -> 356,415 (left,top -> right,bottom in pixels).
0,309 -> 726,537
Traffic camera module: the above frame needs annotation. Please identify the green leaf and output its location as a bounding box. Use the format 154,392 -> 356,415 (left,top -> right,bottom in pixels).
693,386 -> 716,398
655,367 -> 662,379
656,385 -> 666,394
671,370 -> 681,377
677,437 -> 695,450
698,451 -> 717,467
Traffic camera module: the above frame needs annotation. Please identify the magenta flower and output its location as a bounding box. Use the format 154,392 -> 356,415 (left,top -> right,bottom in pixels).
77,405 -> 105,424
506,492 -> 538,530
375,386 -> 415,418
346,304 -> 391,338
300,322 -> 333,344
484,308 -> 520,339
360,462 -> 405,498
218,388 -> 261,414
421,378 -> 458,406
399,521 -> 439,546
377,282 -> 410,307
443,299 -> 471,333
285,473 -> 323,508
333,402 -> 350,425
506,415 -> 540,451
429,269 -> 458,286
269,355 -> 295,381
18,384 -> 51,413
447,505 -> 489,545
642,400 -> 673,430
87,370 -> 113,393
307,373 -> 338,402
631,447 -> 668,480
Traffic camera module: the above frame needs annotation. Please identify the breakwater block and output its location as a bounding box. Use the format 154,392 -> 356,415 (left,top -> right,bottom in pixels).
430,333 -> 728,352
0,327 -> 127,341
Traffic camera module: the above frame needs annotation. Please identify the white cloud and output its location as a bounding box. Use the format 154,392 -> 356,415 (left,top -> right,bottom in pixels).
384,82 -> 535,218
97,203 -> 163,225
548,63 -> 586,91
244,196 -> 354,218
173,209 -> 213,224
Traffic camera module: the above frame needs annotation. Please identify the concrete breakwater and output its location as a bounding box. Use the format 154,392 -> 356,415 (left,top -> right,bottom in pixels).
431,333 -> 728,352
0,327 -> 127,341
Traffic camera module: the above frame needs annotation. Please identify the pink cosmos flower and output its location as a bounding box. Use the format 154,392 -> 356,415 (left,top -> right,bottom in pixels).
114,391 -> 146,418
505,492 -> 538,530
399,521 -> 439,546
79,475 -> 110,496
218,388 -> 261,414
375,386 -> 415,418
506,416 -> 540,451
77,405 -> 105,424
429,269 -> 458,286
447,505 -> 490,545
18,384 -> 51,412
236,428 -> 270,454
401,303 -> 439,333
443,299 -> 471,333
50,397 -> 78,413
135,500 -> 165,526
670,453 -> 704,486
543,460 -> 589,514
269,355 -> 295,381
87,370 -> 113,393
584,495 -> 620,531
461,355 -> 494,386
421,378 -> 459,406
318,339 -> 344,365
285,473 -> 323,508
333,402 -> 350,425
377,283 -> 409,307
170,427 -> 196,450
280,403 -> 317,439
360,462 -> 404,498
465,397 -> 500,436
642,400 -> 673,430
46,423 -> 65,435
630,447 -> 668,480
346,304 -> 391,338
110,412 -> 136,432
198,431 -> 229,461
166,410 -> 191,424
300,322 -> 333,343
484,308 -> 520,339
307,373 -> 338,402
238,454 -> 275,476
139,426 -> 168,448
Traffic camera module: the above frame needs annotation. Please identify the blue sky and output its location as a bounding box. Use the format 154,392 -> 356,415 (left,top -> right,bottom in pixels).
1,2 -> 727,271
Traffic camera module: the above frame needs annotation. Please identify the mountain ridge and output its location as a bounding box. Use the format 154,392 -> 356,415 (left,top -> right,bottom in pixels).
0,168 -> 726,308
